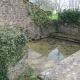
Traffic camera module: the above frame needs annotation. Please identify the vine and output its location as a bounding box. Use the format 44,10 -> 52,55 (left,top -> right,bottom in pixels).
26,2 -> 53,27
0,28 -> 28,80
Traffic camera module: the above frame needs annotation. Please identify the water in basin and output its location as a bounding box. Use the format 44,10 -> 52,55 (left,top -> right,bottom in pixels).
28,38 -> 80,62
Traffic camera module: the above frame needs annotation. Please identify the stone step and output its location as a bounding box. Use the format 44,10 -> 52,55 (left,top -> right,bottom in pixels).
26,49 -> 56,75
50,33 -> 80,43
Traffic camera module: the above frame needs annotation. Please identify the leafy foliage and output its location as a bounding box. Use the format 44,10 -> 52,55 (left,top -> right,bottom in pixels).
58,9 -> 80,23
0,28 -> 28,80
27,2 -> 53,27
44,10 -> 53,17
28,67 -> 38,80
19,67 -> 38,80
33,11 -> 53,27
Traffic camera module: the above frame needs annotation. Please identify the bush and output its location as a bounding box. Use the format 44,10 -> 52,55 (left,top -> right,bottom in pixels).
44,10 -> 53,17
0,28 -> 28,80
58,9 -> 80,23
33,11 -> 53,27
27,2 -> 54,27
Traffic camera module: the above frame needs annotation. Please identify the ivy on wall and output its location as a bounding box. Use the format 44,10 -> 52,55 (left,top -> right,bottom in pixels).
0,28 -> 28,80
26,2 -> 53,27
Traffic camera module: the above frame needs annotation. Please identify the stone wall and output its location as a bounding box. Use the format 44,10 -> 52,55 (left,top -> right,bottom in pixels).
0,0 -> 55,40
0,0 -> 28,33
0,0 -> 80,40
8,53 -> 28,80
58,23 -> 80,36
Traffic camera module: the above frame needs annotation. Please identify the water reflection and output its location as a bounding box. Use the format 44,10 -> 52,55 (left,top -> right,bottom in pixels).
48,47 -> 65,62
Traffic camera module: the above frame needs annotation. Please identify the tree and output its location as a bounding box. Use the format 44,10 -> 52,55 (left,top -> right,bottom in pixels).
52,0 -> 69,13
68,0 -> 80,9
33,0 -> 53,10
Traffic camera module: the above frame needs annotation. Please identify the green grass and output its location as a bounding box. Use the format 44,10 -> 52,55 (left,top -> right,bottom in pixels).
51,14 -> 58,20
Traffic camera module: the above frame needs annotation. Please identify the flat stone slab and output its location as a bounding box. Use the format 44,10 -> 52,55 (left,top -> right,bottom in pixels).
50,33 -> 80,43
26,49 -> 55,75
38,50 -> 80,80
27,49 -> 42,59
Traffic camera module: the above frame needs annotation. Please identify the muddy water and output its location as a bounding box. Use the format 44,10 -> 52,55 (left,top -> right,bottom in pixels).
28,38 -> 80,62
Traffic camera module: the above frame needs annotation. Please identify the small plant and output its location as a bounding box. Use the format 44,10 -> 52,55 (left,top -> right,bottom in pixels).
20,77 -> 26,80
55,25 -> 60,33
51,76 -> 57,80
28,67 -> 38,80
23,0 -> 27,3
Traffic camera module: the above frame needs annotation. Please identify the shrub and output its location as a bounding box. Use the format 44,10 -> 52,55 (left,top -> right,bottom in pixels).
0,28 -> 28,80
27,2 -> 54,27
44,10 -> 53,17
33,11 -> 52,27
58,9 -> 80,23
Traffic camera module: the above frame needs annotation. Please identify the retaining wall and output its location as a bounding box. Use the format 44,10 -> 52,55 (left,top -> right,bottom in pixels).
58,23 -> 80,36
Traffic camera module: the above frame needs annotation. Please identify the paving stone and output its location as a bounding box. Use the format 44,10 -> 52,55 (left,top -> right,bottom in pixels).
26,49 -> 55,75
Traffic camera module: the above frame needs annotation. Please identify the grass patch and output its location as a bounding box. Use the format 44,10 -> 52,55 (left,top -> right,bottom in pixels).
51,14 -> 58,20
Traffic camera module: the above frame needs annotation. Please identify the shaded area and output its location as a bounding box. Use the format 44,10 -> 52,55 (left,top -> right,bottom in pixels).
50,33 -> 80,43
